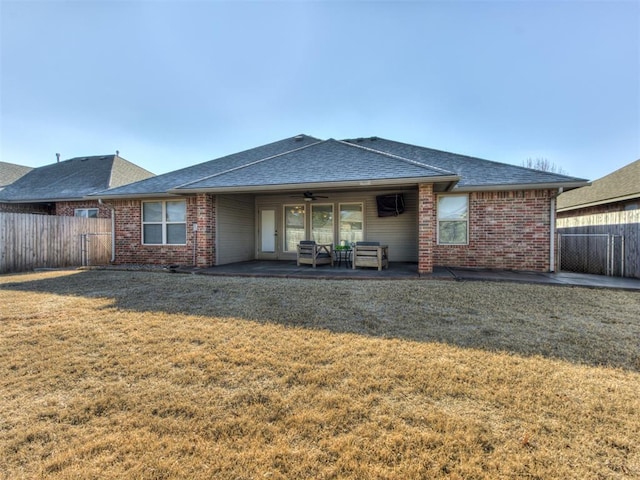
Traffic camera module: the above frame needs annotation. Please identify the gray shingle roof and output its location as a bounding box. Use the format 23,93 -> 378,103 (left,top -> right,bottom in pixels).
94,134 -> 588,198
0,155 -> 154,202
175,139 -> 456,191
557,159 -> 640,211
343,137 -> 587,189
96,134 -> 322,197
0,162 -> 33,189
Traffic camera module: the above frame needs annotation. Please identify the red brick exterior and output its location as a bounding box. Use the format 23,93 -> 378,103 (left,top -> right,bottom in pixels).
0,200 -> 108,216
109,188 -> 554,272
417,183 -> 435,274
0,202 -> 53,214
556,198 -> 639,218
55,201 -> 112,218
110,194 -> 216,267
431,189 -> 555,272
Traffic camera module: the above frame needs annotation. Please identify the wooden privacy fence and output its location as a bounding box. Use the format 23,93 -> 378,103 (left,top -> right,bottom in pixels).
557,210 -> 640,279
0,213 -> 112,274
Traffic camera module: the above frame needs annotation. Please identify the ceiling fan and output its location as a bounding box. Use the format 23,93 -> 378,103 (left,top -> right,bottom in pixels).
290,191 -> 329,202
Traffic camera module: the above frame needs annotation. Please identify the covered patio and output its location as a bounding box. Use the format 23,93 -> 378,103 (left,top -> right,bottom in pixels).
191,260 -> 441,280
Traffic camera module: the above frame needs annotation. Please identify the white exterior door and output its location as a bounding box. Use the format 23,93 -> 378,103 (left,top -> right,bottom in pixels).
258,208 -> 277,259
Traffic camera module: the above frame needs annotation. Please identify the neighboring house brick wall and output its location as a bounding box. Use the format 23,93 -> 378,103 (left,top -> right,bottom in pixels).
557,199 -> 639,219
434,189 -> 554,272
0,203 -> 53,214
112,194 -> 216,267
55,201 -> 112,218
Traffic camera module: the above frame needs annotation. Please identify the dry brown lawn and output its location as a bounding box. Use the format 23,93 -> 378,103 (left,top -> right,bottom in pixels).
1,269 -> 639,479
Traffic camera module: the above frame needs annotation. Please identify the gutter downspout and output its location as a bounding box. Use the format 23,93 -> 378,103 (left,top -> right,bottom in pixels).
549,188 -> 563,273
98,198 -> 116,263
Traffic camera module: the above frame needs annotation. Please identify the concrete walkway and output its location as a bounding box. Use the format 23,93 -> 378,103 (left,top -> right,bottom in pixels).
190,260 -> 640,291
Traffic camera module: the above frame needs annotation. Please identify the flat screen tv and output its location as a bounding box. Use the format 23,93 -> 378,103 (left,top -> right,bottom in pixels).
376,194 -> 405,217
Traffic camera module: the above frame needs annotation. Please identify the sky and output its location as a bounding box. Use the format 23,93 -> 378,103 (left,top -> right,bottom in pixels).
1,0 -> 638,182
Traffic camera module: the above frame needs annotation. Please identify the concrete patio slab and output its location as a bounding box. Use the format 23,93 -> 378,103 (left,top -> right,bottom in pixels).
182,261 -> 640,291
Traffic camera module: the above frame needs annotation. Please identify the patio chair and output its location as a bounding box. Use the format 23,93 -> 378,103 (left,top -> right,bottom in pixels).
296,240 -> 334,268
352,241 -> 389,271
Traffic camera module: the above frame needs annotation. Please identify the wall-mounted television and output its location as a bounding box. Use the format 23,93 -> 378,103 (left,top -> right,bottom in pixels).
376,193 -> 405,217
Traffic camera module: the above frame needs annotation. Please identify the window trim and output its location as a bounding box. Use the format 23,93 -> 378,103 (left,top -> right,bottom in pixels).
141,200 -> 187,245
437,194 -> 469,246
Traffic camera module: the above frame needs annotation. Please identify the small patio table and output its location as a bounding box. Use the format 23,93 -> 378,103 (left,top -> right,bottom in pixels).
334,248 -> 352,268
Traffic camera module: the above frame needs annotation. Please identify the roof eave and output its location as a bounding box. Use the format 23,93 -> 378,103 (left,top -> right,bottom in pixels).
87,192 -> 189,200
170,175 -> 461,195
454,181 -> 589,193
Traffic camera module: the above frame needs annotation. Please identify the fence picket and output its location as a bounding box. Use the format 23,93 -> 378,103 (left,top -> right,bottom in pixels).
557,210 -> 640,278
0,213 -> 112,273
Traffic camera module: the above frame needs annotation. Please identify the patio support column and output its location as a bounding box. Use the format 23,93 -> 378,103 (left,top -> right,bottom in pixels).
418,183 -> 435,274
194,193 -> 216,267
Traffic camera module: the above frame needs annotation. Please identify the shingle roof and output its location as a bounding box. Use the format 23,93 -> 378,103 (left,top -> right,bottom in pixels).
557,159 -> 640,212
174,139 -> 456,191
94,134 -> 588,198
0,155 -> 154,202
0,162 -> 33,189
96,134 -> 322,197
343,137 -> 587,189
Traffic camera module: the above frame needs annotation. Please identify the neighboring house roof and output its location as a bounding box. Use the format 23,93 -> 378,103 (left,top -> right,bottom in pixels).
557,159 -> 640,212
0,161 -> 33,189
0,154 -> 155,203
93,134 -> 587,199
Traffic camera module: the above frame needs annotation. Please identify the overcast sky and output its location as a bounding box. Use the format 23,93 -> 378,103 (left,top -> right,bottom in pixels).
1,0 -> 638,182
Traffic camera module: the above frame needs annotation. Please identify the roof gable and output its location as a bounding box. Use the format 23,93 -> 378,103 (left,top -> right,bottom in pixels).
0,155 -> 154,202
174,139 -> 456,192
557,159 -> 640,211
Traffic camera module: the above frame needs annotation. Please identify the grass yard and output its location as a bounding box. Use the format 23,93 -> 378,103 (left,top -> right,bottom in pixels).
1,269 -> 639,479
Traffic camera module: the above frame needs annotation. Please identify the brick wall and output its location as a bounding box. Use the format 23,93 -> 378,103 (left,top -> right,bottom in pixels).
417,183 -> 435,274
0,202 -> 53,214
55,201 -> 112,218
557,199 -> 639,219
431,189 -> 555,272
110,194 -> 216,267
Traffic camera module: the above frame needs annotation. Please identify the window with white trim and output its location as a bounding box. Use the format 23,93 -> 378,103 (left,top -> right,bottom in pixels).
74,208 -> 99,218
142,200 -> 187,245
437,195 -> 468,245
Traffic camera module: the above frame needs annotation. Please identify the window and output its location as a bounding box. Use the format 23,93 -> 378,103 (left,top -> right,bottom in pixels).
339,203 -> 363,245
438,195 -> 468,245
284,205 -> 305,252
142,200 -> 186,245
74,208 -> 98,218
311,204 -> 334,244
